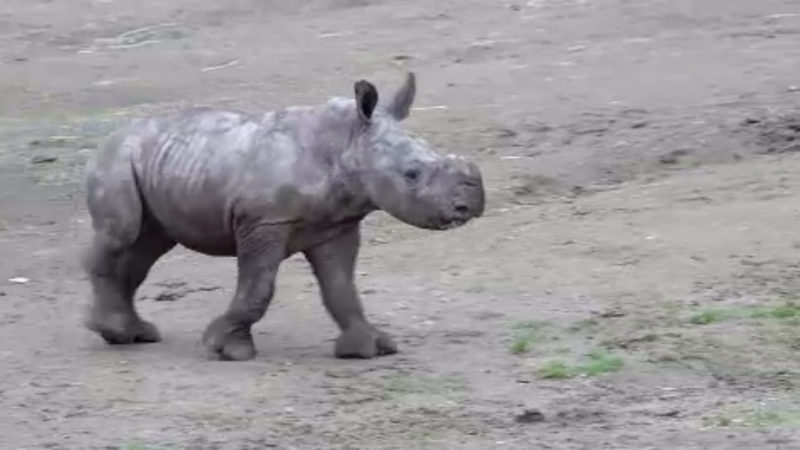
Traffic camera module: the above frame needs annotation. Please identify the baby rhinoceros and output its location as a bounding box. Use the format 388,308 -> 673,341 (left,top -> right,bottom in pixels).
81,72 -> 485,361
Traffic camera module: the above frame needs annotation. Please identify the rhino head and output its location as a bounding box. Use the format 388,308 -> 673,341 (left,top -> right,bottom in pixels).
343,73 -> 485,230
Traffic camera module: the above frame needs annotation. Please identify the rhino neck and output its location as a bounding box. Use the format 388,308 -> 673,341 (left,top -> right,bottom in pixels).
308,99 -> 379,219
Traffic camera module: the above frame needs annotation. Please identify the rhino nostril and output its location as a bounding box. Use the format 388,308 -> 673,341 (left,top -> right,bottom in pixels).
454,203 -> 470,215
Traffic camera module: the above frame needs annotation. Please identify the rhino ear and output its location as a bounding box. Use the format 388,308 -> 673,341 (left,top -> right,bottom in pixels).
386,72 -> 416,121
354,80 -> 379,123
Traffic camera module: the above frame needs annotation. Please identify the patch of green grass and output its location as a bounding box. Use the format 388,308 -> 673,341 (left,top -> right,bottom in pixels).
384,375 -> 422,394
580,349 -> 625,376
748,409 -> 800,427
121,444 -> 176,450
702,406 -> 800,429
376,374 -> 468,397
538,360 -> 574,379
510,337 -> 533,355
702,415 -> 734,428
537,349 -> 625,379
689,302 -> 800,325
750,302 -> 800,320
509,322 -> 539,355
690,309 -> 726,325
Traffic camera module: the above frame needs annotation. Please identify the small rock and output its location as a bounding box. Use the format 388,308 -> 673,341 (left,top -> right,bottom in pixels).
573,126 -> 609,136
495,128 -> 518,139
8,277 -> 29,284
515,409 -> 545,424
788,85 -> 799,92
598,309 -> 626,318
657,409 -> 681,418
29,138 -> 69,148
324,369 -> 359,378
13,56 -> 27,62
31,155 -> 57,164
658,149 -> 690,164
631,121 -> 648,129
392,55 -> 412,61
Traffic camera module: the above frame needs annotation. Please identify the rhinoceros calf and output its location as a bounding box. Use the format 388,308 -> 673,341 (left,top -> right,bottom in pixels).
81,73 -> 485,361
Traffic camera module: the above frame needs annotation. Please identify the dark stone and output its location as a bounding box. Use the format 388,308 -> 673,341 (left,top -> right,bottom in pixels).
31,155 -> 58,164
515,409 -> 546,424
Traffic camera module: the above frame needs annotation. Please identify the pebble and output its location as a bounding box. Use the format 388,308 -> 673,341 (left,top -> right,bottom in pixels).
31,155 -> 58,164
515,408 -> 545,424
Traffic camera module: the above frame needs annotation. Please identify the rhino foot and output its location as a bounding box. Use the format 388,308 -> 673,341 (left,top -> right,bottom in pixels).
335,323 -> 398,359
201,316 -> 257,361
86,311 -> 161,345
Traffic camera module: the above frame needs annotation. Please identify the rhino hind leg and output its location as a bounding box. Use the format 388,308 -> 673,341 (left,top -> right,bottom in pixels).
82,139 -> 176,344
84,216 -> 175,344
83,218 -> 175,344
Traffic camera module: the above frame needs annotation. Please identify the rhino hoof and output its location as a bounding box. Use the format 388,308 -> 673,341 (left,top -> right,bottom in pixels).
202,317 -> 257,361
335,324 -> 398,359
86,312 -> 162,345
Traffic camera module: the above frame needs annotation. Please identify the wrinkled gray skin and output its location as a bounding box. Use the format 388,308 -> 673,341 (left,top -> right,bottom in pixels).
81,73 -> 485,361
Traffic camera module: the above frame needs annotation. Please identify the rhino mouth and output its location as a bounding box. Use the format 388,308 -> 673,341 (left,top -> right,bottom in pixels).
432,215 -> 470,230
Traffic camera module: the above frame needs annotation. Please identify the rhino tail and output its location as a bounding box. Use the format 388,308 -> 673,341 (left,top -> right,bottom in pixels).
84,128 -> 144,249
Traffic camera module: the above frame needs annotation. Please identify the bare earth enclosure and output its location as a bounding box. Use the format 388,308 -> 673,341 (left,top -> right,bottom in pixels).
1,0 -> 800,449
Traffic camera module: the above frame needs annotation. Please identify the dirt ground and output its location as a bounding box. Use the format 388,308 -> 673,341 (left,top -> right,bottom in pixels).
1,0 -> 800,448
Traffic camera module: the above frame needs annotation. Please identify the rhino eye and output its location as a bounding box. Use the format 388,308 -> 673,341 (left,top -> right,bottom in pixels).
403,168 -> 420,182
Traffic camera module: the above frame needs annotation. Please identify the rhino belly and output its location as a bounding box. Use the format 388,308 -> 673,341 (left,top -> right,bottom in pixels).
139,181 -> 237,256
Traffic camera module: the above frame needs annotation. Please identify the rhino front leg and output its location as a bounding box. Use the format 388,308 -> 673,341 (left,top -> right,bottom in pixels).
305,224 -> 397,359
202,224 -> 288,361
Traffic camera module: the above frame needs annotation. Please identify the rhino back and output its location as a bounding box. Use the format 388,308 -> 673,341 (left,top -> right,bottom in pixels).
128,107 -> 344,255
130,108 -> 275,254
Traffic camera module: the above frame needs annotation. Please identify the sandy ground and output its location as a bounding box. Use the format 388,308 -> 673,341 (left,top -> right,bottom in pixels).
1,0 -> 800,449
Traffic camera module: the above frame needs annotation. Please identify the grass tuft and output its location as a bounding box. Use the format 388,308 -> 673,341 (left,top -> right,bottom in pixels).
538,349 -> 625,379
581,349 -> 625,376
509,322 -> 539,355
689,302 -> 800,325
690,309 -> 725,325
121,444 -> 176,450
539,360 -> 574,379
702,406 -> 800,429
752,302 -> 800,320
